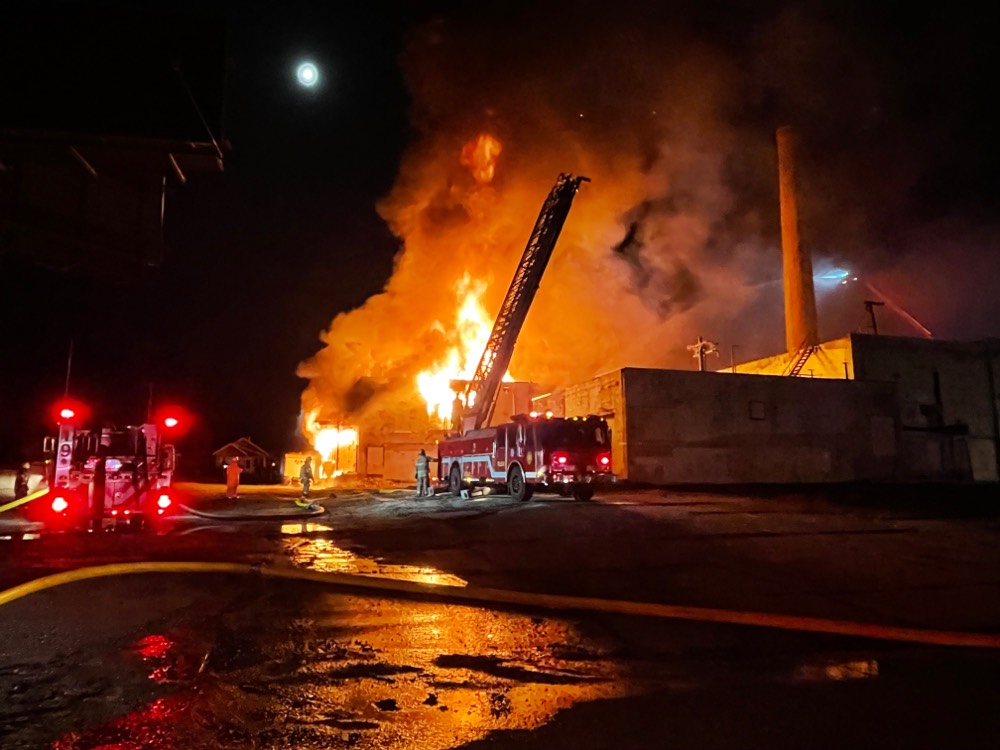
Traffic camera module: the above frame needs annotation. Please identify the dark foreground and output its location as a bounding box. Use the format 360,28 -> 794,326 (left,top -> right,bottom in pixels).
2,484 -> 1000,749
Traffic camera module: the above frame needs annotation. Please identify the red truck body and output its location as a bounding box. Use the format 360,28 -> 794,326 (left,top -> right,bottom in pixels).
437,414 -> 615,501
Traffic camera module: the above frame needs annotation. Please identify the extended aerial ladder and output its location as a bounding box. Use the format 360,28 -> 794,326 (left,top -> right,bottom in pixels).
455,173 -> 589,433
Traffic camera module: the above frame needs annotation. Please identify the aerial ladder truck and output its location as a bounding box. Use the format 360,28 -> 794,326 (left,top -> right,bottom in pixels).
437,173 -> 616,501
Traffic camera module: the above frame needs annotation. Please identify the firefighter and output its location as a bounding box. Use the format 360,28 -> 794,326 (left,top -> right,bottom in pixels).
295,456 -> 314,508
225,456 -> 242,499
415,449 -> 430,497
14,463 -> 30,500
299,456 -> 314,496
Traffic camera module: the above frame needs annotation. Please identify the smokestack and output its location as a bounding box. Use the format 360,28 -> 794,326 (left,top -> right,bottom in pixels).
776,126 -> 818,353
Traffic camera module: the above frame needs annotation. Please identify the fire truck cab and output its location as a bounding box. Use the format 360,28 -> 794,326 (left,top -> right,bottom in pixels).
438,413 -> 615,502
40,421 -> 177,530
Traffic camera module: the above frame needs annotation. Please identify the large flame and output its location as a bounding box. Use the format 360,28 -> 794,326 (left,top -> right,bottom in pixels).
302,408 -> 359,479
460,134 -> 503,184
298,32 -> 776,448
416,273 -> 512,424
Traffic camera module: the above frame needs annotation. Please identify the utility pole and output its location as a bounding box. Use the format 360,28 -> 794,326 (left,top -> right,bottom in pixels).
64,340 -> 74,397
730,344 -> 739,373
687,336 -> 719,372
864,300 -> 885,335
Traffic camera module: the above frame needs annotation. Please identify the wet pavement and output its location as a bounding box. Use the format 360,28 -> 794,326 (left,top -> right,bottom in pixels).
2,483 -> 1000,748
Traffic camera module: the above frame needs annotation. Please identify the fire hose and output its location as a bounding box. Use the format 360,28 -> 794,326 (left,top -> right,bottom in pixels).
2,490 -> 325,523
2,561 -> 999,649
177,503 -> 327,521
0,488 -> 50,515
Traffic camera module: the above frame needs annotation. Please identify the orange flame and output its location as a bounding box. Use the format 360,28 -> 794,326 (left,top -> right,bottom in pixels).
302,408 -> 358,479
460,133 -> 503,184
417,274 -> 513,424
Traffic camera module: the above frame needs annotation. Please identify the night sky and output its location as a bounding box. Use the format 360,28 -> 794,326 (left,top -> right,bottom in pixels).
2,0 -> 998,470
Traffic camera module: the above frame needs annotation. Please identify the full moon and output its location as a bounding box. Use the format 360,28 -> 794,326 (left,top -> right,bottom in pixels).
296,62 -> 319,87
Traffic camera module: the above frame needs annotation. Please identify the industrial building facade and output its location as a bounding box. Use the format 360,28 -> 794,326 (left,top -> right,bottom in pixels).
535,334 -> 1000,484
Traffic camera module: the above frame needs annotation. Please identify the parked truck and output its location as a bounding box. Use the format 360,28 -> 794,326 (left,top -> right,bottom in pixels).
33,404 -> 180,530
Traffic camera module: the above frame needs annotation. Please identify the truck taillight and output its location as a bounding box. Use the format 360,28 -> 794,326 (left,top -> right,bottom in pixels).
51,496 -> 69,513
157,494 -> 172,509
598,452 -> 611,467
551,451 -> 569,465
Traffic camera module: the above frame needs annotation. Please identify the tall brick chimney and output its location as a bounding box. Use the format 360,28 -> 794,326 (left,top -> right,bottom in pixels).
777,126 -> 818,353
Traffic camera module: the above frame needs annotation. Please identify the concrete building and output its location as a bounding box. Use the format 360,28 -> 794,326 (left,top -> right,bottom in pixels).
532,333 -> 1000,486
533,368 -> 898,484
733,334 -> 1000,482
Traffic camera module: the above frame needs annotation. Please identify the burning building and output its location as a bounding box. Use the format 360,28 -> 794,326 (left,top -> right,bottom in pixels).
295,10 -> 1000,486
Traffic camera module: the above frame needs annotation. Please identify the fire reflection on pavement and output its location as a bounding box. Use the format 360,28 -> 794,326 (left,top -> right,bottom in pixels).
281,523 -> 469,587
51,584 -> 625,749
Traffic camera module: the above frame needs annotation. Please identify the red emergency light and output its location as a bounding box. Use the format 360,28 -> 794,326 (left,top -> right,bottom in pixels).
551,451 -> 569,465
597,452 -> 611,467
157,494 -> 172,509
50,495 -> 69,513
154,404 -> 192,435
52,398 -> 89,425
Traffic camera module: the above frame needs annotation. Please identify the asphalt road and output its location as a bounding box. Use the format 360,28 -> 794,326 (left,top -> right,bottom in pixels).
2,483 -> 1000,749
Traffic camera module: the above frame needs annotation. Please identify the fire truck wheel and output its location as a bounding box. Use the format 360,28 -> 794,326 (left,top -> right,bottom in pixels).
573,485 -> 595,502
449,464 -> 463,495
508,465 -> 530,502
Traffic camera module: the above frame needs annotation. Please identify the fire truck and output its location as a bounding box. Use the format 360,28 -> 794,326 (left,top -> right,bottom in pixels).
439,413 -> 614,502
436,173 -> 616,501
35,404 -> 180,530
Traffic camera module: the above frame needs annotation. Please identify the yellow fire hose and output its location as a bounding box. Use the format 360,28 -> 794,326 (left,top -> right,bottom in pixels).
0,488 -> 50,515
2,561 -> 999,649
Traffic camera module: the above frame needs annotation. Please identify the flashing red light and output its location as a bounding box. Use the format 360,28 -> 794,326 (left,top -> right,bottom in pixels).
53,398 -> 88,425
552,451 -> 569,466
155,405 -> 192,434
123,509 -> 131,516
111,510 -> 118,516
157,494 -> 172,509
51,496 -> 69,513
157,508 -> 165,515
598,453 -> 611,467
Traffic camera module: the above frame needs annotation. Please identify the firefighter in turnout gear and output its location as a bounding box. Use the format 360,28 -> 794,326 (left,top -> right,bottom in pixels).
415,449 -> 431,497
14,463 -> 30,500
295,456 -> 315,509
225,457 -> 242,499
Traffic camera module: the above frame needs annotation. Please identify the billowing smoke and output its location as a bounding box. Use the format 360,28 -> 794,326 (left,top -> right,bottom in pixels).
298,2 -> 998,434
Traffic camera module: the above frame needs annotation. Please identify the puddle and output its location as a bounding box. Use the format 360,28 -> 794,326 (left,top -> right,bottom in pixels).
199,593 -> 625,749
280,522 -> 335,534
792,657 -> 879,682
130,633 -> 208,685
51,591 -> 626,750
51,693 -> 194,750
281,528 -> 468,587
